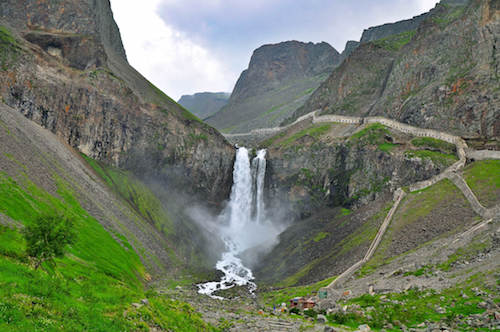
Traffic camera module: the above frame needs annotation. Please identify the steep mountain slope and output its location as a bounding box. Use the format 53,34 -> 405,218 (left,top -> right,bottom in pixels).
178,92 -> 230,120
0,103 -> 217,330
287,0 -> 499,141
0,0 -> 234,204
206,41 -> 341,133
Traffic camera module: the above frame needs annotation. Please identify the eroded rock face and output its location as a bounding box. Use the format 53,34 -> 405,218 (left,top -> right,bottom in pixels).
206,41 -> 341,133
289,0 -> 499,140
0,0 -> 234,203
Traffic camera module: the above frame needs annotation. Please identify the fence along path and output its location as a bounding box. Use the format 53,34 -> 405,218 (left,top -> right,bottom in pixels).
224,110 -> 498,293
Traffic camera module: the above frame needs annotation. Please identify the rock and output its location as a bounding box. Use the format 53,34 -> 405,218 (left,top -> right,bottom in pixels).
494,311 -> 500,321
369,285 -> 375,296
417,322 -> 426,327
141,299 -> 149,306
357,324 -> 371,332
316,314 -> 327,324
131,303 -> 142,308
478,302 -> 488,309
206,41 -> 342,133
324,327 -> 336,332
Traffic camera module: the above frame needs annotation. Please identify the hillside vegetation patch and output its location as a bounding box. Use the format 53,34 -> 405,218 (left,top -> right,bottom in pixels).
463,160 -> 500,208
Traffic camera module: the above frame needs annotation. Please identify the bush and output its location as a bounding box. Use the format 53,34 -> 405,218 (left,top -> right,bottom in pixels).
303,309 -> 318,318
289,307 -> 300,315
22,214 -> 77,270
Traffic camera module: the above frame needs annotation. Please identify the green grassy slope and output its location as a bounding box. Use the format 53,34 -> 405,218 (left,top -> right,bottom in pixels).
463,160 -> 500,208
0,172 -> 215,331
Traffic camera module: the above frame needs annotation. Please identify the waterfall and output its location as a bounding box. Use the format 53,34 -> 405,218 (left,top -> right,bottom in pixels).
254,149 -> 266,223
198,147 -> 272,299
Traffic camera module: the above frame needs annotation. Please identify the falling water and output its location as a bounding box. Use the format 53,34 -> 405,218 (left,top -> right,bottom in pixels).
198,147 -> 273,299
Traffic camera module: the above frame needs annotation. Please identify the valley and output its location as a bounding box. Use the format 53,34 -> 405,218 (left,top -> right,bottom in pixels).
0,0 -> 498,331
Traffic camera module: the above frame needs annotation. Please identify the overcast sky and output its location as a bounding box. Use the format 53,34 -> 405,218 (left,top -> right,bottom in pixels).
110,0 -> 439,101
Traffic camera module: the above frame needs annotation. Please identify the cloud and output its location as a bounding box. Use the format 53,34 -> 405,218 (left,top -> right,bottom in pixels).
111,0 -> 440,100
110,0 -> 235,100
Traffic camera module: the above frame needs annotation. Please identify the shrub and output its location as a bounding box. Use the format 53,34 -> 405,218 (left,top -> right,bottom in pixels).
22,214 -> 77,270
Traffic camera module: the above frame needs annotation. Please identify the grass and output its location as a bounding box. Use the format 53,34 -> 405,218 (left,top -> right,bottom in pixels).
372,30 -> 416,51
81,154 -> 174,236
378,142 -> 398,153
333,273 -> 489,330
438,236 -> 492,271
405,150 -> 458,167
260,132 -> 286,148
0,25 -> 20,71
279,124 -> 332,147
433,5 -> 466,28
359,179 -> 459,276
0,169 -> 214,330
258,277 -> 335,307
411,137 -> 456,154
313,232 -> 329,242
463,160 -> 500,208
349,123 -> 390,145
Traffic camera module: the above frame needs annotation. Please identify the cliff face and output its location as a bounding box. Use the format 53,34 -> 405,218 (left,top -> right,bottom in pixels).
288,0 -> 499,141
359,11 -> 430,43
0,0 -> 234,203
178,92 -> 230,120
206,41 -> 341,133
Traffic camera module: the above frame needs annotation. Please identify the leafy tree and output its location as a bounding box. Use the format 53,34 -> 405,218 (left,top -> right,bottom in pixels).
22,214 -> 77,270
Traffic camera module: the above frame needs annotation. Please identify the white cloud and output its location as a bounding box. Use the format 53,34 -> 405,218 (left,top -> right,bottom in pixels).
416,0 -> 440,12
110,0 -> 235,100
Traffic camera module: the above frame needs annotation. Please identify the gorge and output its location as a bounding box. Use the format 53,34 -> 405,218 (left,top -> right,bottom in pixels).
0,0 -> 498,331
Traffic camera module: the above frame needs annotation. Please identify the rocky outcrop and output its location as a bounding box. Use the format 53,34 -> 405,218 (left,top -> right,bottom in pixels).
206,41 -> 341,133
287,0 -> 499,140
0,0 -> 234,203
359,11 -> 430,43
178,92 -> 230,120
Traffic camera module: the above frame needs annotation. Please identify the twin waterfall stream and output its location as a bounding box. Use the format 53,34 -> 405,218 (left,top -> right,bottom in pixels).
198,147 -> 272,299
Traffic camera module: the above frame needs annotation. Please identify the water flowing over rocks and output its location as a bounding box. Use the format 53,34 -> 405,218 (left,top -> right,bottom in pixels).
198,148 -> 283,299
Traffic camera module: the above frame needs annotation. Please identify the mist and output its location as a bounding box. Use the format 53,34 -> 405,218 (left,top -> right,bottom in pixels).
189,147 -> 290,298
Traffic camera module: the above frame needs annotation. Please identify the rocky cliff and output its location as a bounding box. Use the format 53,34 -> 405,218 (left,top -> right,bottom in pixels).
178,92 -> 230,120
287,0 -> 499,141
206,41 -> 341,133
0,0 -> 234,203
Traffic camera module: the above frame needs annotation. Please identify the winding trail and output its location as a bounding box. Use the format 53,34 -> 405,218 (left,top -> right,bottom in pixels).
227,109 -> 499,295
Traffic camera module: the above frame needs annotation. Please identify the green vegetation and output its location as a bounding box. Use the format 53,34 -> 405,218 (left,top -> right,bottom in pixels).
0,171 -> 215,330
82,154 -> 174,236
405,150 -> 458,167
279,124 -> 332,147
359,179 -> 460,276
349,123 -> 391,146
463,160 -> 500,208
0,25 -> 20,70
433,4 -> 466,28
23,214 -> 76,270
260,131 -> 286,148
411,137 -> 456,154
330,274 -> 490,330
0,154 -> 215,331
258,277 -> 335,307
340,208 -> 352,216
338,203 -> 392,257
313,232 -> 329,242
372,30 -> 416,51
378,142 -> 398,153
438,236 -> 492,272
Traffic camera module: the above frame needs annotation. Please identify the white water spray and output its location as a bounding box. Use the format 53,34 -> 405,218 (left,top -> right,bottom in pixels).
198,147 -> 278,299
